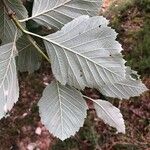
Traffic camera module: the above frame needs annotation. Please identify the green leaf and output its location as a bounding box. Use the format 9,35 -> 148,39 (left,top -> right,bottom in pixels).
0,39 -> 19,119
16,35 -> 41,73
43,15 -> 126,89
42,15 -> 147,99
38,81 -> 88,140
19,0 -> 103,30
0,0 -> 28,44
99,67 -> 148,99
6,0 -> 28,19
93,99 -> 125,133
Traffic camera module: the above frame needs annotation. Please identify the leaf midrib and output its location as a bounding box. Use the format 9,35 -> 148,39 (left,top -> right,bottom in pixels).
56,82 -> 64,139
20,0 -> 72,22
44,37 -> 125,81
94,100 -> 121,128
0,45 -> 14,88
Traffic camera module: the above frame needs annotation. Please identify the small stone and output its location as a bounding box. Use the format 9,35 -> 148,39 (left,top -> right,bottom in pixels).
43,82 -> 49,86
27,143 -> 37,150
22,113 -> 28,117
35,127 -> 42,135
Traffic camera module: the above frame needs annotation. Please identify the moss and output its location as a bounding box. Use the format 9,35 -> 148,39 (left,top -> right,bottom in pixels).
108,0 -> 135,14
126,19 -> 150,74
135,0 -> 150,12
106,0 -> 150,75
51,138 -> 79,150
106,0 -> 137,32
112,143 -> 141,150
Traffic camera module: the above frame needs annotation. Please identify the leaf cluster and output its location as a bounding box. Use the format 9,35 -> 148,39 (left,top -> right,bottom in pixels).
0,0 -> 148,141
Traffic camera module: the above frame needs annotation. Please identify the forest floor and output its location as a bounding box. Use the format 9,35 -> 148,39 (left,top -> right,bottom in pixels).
0,0 -> 149,150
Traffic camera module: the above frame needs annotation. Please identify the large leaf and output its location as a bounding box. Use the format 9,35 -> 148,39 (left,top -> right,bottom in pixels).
0,42 -> 19,119
43,15 -> 126,90
93,99 -> 125,133
42,15 -> 147,99
19,0 -> 103,30
38,81 -> 88,140
0,0 -> 28,44
16,35 -> 41,73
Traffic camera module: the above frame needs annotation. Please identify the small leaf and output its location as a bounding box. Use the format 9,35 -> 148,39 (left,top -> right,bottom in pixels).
16,35 -> 41,73
0,41 -> 19,119
20,0 -> 103,30
0,0 -> 28,44
93,99 -> 125,133
38,81 -> 88,140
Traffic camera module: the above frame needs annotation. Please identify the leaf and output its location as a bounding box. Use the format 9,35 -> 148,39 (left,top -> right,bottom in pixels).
93,99 -> 125,133
6,0 -> 28,19
0,41 -> 19,119
0,0 -> 28,44
42,15 -> 147,99
0,2 -> 16,44
99,67 -> 148,99
20,0 -> 103,30
43,15 -> 126,90
16,35 -> 41,73
38,81 -> 88,140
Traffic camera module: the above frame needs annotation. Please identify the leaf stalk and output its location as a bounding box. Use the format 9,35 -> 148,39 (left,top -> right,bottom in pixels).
2,0 -> 51,64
